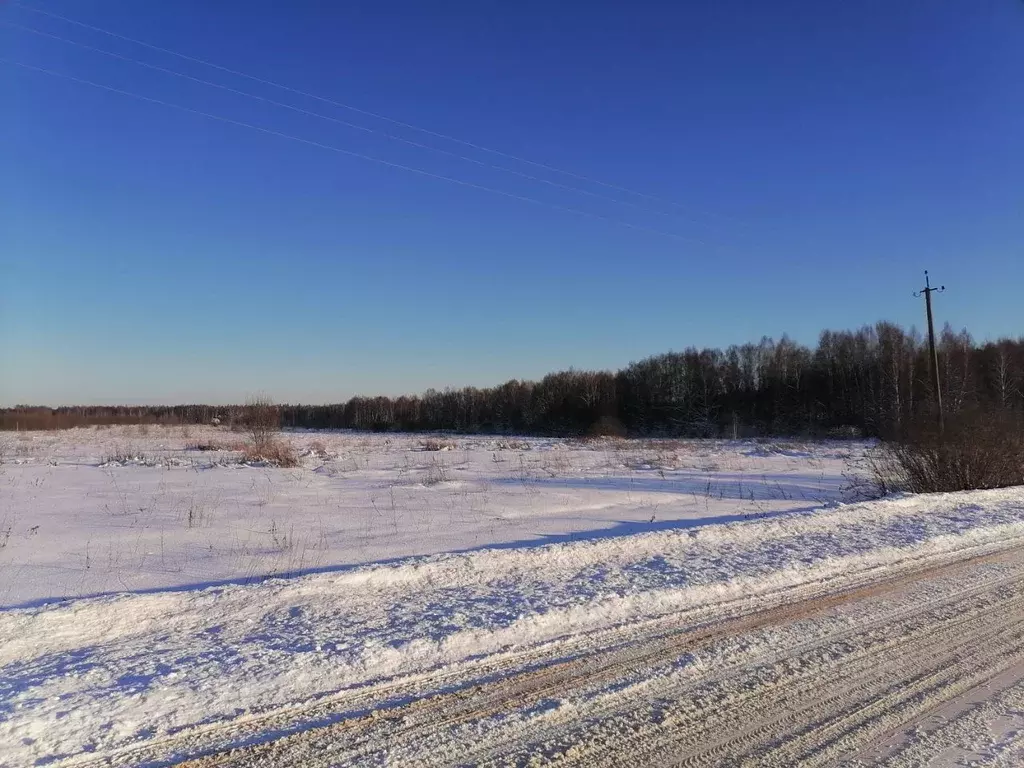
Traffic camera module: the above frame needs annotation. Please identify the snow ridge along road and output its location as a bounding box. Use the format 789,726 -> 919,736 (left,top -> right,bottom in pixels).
3,474 -> 1024,766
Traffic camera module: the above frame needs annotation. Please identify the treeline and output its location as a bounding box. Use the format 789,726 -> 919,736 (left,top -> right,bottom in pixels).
4,322 -> 1023,437
0,405 -> 219,432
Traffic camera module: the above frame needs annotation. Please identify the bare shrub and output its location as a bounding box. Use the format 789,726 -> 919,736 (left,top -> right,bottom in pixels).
870,411 -> 1024,495
245,396 -> 281,451
842,467 -> 879,502
235,396 -> 295,466
421,438 -> 456,452
241,440 -> 298,468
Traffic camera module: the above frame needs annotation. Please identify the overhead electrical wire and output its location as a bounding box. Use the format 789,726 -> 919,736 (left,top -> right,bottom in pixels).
4,58 -> 714,245
3,19 -> 719,229
11,0 -> 744,227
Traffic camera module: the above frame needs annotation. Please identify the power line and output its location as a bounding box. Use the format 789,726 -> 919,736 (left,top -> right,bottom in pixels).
11,0 -> 744,227
4,58 -> 713,245
3,19 -> 720,229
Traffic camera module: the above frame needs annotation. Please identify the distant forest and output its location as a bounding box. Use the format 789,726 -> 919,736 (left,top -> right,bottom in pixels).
4,323 -> 1024,437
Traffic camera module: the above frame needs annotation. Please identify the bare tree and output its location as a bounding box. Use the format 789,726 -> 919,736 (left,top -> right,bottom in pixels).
245,395 -> 280,451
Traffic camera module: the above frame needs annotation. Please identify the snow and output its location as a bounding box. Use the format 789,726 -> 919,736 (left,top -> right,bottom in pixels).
1,426 -> 1022,766
0,426 -> 856,607
871,674 -> 1024,766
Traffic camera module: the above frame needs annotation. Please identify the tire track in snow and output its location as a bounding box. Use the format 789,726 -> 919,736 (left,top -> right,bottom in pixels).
460,561 -> 1024,766
164,545 -> 1024,767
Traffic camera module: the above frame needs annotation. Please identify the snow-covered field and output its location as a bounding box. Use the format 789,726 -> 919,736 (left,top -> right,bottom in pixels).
2,427 -> 1023,766
0,425 -> 857,607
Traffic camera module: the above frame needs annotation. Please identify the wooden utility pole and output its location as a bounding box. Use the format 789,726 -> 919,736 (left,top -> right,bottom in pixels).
915,271 -> 945,434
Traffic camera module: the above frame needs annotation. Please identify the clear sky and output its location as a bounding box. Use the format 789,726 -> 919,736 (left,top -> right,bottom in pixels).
2,1 -> 1022,406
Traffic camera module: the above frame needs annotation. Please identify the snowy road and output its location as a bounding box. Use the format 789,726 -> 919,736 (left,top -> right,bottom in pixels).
64,542 -> 1024,768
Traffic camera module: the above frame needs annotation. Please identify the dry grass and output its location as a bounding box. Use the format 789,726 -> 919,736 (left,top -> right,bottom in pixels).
102,444 -> 149,465
420,438 -> 456,452
622,454 -> 668,471
495,439 -> 531,450
186,438 -> 247,452
539,450 -> 573,477
629,439 -> 695,452
566,434 -> 628,449
422,456 -> 449,485
241,439 -> 298,468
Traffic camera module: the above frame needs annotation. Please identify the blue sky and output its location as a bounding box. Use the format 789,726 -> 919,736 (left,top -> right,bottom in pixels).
3,0 -> 1022,405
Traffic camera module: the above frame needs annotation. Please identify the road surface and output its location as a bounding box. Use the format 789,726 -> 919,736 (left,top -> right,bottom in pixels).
85,545 -> 1024,767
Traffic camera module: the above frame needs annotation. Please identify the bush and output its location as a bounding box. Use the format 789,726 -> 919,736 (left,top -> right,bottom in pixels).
244,396 -> 280,451
241,439 -> 298,467
870,411 -> 1024,494
236,396 -> 296,465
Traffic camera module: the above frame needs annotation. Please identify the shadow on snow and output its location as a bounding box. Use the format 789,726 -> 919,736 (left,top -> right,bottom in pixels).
0,502 -> 823,613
